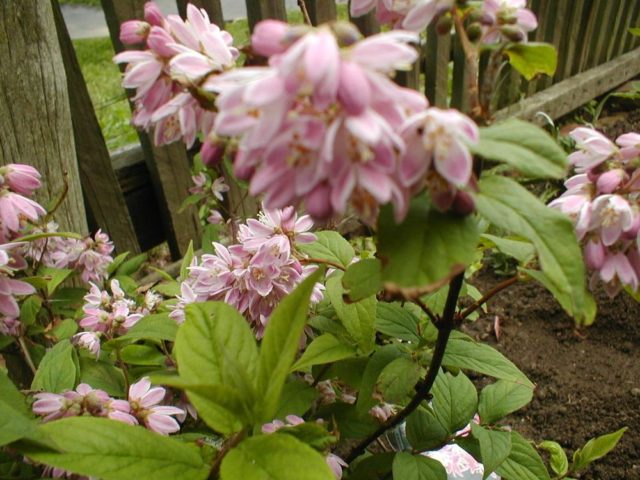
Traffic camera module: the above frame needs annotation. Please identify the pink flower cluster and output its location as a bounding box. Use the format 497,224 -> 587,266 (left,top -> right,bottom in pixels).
262,415 -> 347,479
0,164 -> 45,242
208,21 -> 478,222
170,206 -> 322,335
25,223 -> 115,285
33,377 -> 184,436
550,127 -> 640,297
346,0 -> 537,42
74,279 -> 161,356
346,0 -> 454,32
114,1 -> 238,164
0,242 -> 34,336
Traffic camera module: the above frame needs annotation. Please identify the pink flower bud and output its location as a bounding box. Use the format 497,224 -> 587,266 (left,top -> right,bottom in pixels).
584,238 -> 605,269
200,141 -> 225,166
143,1 -> 164,26
596,168 -> 626,193
2,164 -> 41,196
251,20 -> 291,57
119,20 -> 150,45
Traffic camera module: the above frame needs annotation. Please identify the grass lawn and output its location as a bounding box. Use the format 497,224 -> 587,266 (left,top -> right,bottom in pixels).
73,5 -> 348,151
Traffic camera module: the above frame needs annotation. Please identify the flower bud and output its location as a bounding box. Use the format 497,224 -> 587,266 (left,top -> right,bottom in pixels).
467,22 -> 483,42
251,20 -> 290,57
331,21 -> 363,47
119,20 -> 150,45
200,141 -> 225,167
436,14 -> 453,35
452,190 -> 476,216
500,25 -> 525,42
497,11 -> 518,25
143,1 -> 164,26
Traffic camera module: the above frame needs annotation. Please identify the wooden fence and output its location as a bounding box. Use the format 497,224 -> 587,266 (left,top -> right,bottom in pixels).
3,0 -> 640,259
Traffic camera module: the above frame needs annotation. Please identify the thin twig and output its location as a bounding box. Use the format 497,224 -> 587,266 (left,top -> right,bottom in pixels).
116,348 -> 130,392
298,0 -> 312,25
18,337 -> 37,375
413,297 -> 439,325
452,9 -> 481,122
345,273 -> 465,463
459,275 -> 518,320
210,431 -> 245,479
299,257 -> 346,271
44,172 -> 69,223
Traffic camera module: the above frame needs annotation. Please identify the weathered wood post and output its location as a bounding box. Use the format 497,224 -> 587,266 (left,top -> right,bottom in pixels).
0,1 -> 88,235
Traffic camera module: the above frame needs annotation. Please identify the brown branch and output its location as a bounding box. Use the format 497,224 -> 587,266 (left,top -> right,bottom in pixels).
210,431 -> 245,478
345,273 -> 465,463
413,297 -> 439,325
459,275 -> 519,320
298,0 -> 312,25
299,257 -> 346,271
18,337 -> 37,375
452,9 -> 481,122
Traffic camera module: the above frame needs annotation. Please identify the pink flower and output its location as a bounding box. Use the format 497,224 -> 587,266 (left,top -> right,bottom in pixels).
589,194 -> 635,246
1,164 -> 42,196
251,20 -> 299,57
0,276 -> 35,318
347,0 -> 454,32
207,209 -> 224,225
0,190 -> 46,241
600,250 -> 638,295
568,127 -> 617,173
72,331 -> 101,358
128,377 -> 184,435
369,403 -> 396,423
482,0 -> 538,43
32,392 -> 72,422
326,453 -> 348,479
0,316 -> 21,336
120,20 -> 151,45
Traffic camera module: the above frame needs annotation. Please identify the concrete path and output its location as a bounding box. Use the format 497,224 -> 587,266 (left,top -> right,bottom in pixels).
62,0 -> 299,39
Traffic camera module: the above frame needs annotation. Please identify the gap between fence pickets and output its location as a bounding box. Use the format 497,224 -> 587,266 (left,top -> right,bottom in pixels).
494,47 -> 640,124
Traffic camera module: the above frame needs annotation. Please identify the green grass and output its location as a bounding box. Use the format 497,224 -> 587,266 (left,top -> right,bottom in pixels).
61,0 -> 102,7
73,5 -> 349,152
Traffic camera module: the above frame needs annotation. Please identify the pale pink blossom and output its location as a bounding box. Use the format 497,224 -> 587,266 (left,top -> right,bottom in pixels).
128,377 -> 184,435
482,0 -> 538,43
589,195 -> 635,246
0,190 -> 46,241
568,127 -> 617,173
72,331 -> 101,358
326,453 -> 348,479
1,164 -> 42,196
346,0 -> 455,32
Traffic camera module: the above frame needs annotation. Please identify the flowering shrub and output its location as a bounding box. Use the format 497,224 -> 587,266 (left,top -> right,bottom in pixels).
0,2 -> 630,480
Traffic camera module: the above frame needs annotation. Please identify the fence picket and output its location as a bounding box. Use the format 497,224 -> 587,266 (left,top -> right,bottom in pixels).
245,0 -> 287,31
102,0 -> 201,259
52,0 -> 139,253
177,0 -> 224,26
306,0 -> 337,25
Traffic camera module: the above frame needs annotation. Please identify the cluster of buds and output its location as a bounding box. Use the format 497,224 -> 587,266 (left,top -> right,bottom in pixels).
170,206 -> 323,336
550,127 -> 640,297
0,242 -> 35,336
262,415 -> 347,479
25,222 -> 115,285
207,20 -> 478,222
73,279 -> 161,357
32,377 -> 184,436
115,1 -> 238,164
346,0 -> 536,44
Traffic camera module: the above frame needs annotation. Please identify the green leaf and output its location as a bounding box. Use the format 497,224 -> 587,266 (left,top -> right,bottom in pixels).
105,313 -> 178,349
50,287 -> 86,317
356,345 -> 404,413
20,295 -> 42,327
481,234 -> 535,264
377,198 -> 479,288
154,281 -> 181,297
376,357 -> 421,404
342,259 -> 382,301
278,422 -> 336,451
572,427 -> 627,472
478,380 -> 534,424
630,27 -> 640,36
496,432 -> 551,480
475,176 -> 593,324
220,433 -> 334,480
505,42 -> 557,80
21,417 -> 209,480
326,273 -> 376,355
32,340 -> 77,393
291,334 -> 357,372
78,357 -> 125,397
275,378 -> 317,419
0,397 -> 37,447
256,268 -> 324,423
349,452 -> 395,480
39,267 -> 73,296
298,231 -> 355,269
471,424 -> 512,479
406,406 -> 450,451
538,441 -> 568,476
472,119 -> 567,179
443,336 -> 533,387
119,344 -> 166,366
392,451 -> 447,480
432,371 -> 477,434
107,252 -> 130,275
375,302 -> 421,343
0,371 -> 30,415
179,242 -> 195,282
51,319 -> 79,341
116,253 -> 148,277
175,302 -> 258,434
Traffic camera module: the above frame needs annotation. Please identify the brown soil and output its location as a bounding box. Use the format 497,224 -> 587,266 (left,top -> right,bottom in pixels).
464,273 -> 640,479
